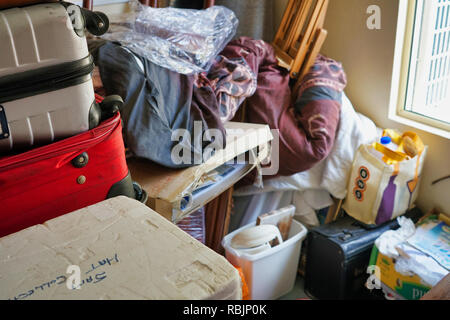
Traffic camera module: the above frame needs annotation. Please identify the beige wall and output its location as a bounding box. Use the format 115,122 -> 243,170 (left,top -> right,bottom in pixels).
276,0 -> 449,213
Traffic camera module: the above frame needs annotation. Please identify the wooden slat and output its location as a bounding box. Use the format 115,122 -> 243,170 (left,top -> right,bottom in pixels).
273,0 -> 329,81
292,28 -> 327,92
273,0 -> 296,49
305,0 -> 328,44
204,0 -> 215,8
82,0 -> 93,10
324,197 -> 343,224
205,187 -> 234,254
421,273 -> 450,300
289,0 -> 326,77
221,187 -> 234,236
317,0 -> 329,28
298,28 -> 328,79
282,0 -> 311,51
273,45 -> 294,70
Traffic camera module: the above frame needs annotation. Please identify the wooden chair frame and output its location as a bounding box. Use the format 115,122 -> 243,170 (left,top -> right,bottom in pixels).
273,0 -> 329,83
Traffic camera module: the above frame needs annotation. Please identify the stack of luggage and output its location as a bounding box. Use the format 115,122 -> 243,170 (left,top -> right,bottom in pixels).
0,0 -> 145,237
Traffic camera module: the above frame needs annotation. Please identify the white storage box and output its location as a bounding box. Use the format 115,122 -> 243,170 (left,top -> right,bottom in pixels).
0,196 -> 242,300
222,219 -> 307,300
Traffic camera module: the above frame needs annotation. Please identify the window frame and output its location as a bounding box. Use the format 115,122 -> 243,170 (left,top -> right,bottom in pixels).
389,0 -> 450,139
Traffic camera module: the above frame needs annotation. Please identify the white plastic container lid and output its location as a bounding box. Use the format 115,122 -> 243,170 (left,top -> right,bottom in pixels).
222,220 -> 307,262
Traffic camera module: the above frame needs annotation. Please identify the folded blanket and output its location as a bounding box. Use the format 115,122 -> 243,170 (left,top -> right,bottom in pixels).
221,37 -> 347,177
233,93 -> 379,200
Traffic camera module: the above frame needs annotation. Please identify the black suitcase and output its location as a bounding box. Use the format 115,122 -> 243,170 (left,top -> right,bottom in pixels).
304,208 -> 423,300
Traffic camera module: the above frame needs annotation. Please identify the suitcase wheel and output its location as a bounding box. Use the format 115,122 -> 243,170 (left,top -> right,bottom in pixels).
133,181 -> 148,204
71,152 -> 89,168
83,10 -> 110,36
100,95 -> 124,121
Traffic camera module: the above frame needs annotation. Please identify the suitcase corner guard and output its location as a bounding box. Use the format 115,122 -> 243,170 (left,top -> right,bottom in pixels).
107,171 -> 148,204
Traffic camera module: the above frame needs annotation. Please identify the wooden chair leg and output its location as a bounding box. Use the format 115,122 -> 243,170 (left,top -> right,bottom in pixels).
299,28 -> 328,78
82,0 -> 93,10
139,0 -> 157,7
204,0 -> 215,8
205,187 -> 234,255
324,197 -> 343,224
292,27 -> 328,97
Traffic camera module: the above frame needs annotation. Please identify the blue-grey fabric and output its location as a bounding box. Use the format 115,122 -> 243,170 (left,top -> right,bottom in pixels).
93,41 -> 226,168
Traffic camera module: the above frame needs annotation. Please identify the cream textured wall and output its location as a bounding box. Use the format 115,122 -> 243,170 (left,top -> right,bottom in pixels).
282,0 -> 449,213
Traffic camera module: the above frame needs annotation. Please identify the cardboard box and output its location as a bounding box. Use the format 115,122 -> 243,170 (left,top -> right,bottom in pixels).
369,245 -> 431,300
0,196 -> 242,300
128,122 -> 273,223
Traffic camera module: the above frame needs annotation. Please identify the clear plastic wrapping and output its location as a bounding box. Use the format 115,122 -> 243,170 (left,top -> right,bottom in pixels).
102,0 -> 238,74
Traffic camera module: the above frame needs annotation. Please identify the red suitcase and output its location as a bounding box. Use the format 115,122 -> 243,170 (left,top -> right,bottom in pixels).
0,112 -> 139,237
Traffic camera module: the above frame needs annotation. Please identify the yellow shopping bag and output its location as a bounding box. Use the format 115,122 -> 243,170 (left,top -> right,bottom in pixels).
343,130 -> 427,226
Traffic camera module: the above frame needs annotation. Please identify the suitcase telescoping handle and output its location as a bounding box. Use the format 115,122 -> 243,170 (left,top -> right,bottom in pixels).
0,106 -> 10,141
60,2 -> 109,36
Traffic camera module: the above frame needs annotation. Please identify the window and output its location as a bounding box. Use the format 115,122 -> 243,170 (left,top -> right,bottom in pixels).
391,0 -> 450,138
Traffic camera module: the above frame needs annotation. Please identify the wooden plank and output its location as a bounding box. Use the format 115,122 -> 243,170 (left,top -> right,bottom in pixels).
324,197 -> 343,224
289,0 -> 326,78
273,0 -> 296,50
421,273 -> 450,300
127,122 -> 272,205
204,0 -> 215,8
283,0 -> 311,52
221,187 -> 234,239
149,198 -> 173,221
205,193 -> 219,249
286,0 -> 315,53
317,0 -> 329,28
273,45 -> 294,70
205,187 -> 234,254
298,28 -> 328,79
83,0 -> 93,10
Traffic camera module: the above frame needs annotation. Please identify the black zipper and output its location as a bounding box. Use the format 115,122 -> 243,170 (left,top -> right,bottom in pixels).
0,55 -> 95,104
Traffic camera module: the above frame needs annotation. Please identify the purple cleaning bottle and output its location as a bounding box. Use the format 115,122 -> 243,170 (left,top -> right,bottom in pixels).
375,174 -> 397,225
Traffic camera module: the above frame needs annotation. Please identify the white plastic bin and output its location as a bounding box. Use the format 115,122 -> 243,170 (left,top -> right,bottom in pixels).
222,219 -> 307,300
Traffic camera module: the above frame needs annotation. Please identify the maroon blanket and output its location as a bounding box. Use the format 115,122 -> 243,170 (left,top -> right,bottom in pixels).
221,37 -> 347,177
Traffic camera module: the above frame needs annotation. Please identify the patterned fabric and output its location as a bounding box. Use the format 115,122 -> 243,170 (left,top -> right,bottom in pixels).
221,37 -> 347,177
204,55 -> 257,123
296,54 -> 347,101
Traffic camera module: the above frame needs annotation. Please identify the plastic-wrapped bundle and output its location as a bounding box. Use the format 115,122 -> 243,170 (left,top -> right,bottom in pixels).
102,0 -> 238,74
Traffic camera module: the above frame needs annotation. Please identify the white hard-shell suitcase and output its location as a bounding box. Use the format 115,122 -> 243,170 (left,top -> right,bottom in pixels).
0,2 -> 109,153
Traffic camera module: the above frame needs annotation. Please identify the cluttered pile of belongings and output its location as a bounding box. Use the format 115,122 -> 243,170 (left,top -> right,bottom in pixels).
90,0 -> 349,181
